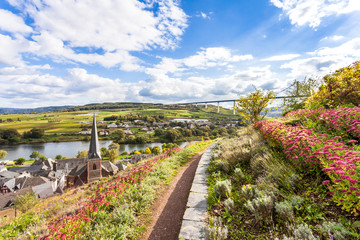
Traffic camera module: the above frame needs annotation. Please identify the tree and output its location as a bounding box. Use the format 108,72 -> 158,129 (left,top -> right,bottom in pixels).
23,128 -> 45,139
14,157 -> 26,165
282,78 -> 320,114
30,151 -> 40,160
39,155 -> 47,161
108,149 -> 118,163
113,129 -> 125,142
305,62 -> 360,109
135,135 -> 149,144
165,129 -> 181,142
76,150 -> 88,158
144,147 -> 151,154
55,154 -> 63,160
235,87 -> 276,124
154,128 -> 164,137
0,150 -> 7,160
108,142 -> 120,151
100,147 -> 109,158
152,146 -> 161,155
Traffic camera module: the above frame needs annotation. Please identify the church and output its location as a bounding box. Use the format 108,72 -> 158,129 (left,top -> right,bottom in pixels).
57,114 -> 116,188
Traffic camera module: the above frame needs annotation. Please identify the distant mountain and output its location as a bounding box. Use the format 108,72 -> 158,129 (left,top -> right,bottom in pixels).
0,106 -> 72,114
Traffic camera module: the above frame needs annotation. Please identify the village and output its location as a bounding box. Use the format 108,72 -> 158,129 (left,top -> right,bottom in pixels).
0,115 -> 238,219
0,115 -> 150,218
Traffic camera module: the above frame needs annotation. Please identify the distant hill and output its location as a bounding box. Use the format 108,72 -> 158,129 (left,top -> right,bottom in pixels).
63,102 -> 162,111
0,106 -> 72,114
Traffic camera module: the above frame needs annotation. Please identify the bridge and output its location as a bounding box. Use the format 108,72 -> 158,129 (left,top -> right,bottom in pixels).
171,95 -> 307,115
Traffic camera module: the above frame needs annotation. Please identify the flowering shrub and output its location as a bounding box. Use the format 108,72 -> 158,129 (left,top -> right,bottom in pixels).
255,120 -> 360,214
285,106 -> 360,140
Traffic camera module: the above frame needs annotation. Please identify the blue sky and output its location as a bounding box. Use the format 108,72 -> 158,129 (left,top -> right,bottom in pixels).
0,0 -> 360,108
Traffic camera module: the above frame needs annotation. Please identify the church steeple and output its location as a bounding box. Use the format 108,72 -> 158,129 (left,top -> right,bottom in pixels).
88,113 -> 101,159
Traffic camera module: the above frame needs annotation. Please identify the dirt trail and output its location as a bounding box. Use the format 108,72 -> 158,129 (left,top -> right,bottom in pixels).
140,151 -> 204,240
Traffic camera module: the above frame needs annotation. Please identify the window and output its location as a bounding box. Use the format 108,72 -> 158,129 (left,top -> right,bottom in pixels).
93,163 -> 97,170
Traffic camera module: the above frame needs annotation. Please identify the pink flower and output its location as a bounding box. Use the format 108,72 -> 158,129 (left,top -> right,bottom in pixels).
322,180 -> 330,185
327,191 -> 334,195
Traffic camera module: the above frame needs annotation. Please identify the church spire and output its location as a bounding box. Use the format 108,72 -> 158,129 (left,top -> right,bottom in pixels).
88,113 -> 101,159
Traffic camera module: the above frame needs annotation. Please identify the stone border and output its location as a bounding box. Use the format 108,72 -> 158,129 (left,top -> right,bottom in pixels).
178,144 -> 215,240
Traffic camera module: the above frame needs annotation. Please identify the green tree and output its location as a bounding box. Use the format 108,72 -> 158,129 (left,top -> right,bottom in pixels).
39,155 -> 47,161
76,150 -> 88,158
113,129 -> 125,142
100,147 -> 109,158
108,142 -> 120,151
0,150 -> 7,160
23,128 -> 45,139
235,87 -> 276,124
30,151 -> 40,160
14,157 -> 26,165
135,135 -> 149,144
152,146 -> 161,155
108,149 -> 118,163
55,154 -> 63,160
305,61 -> 360,109
165,129 -> 181,142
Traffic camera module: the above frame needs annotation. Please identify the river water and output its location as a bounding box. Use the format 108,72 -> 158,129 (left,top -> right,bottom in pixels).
0,141 -> 191,160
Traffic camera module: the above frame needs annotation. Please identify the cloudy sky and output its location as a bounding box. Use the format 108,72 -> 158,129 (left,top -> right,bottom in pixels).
0,0 -> 360,108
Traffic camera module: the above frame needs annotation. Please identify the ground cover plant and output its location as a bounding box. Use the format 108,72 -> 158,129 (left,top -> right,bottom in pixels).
206,127 -> 360,239
0,140 -> 214,239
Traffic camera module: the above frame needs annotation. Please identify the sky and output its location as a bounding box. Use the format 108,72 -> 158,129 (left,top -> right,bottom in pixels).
0,0 -> 360,108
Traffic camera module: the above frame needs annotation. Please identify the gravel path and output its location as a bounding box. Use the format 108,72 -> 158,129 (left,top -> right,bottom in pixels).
140,151 -> 204,240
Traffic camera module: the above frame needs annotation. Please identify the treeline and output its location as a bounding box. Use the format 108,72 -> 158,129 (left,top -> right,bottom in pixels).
0,128 -> 44,144
64,102 -> 161,111
113,125 -> 238,144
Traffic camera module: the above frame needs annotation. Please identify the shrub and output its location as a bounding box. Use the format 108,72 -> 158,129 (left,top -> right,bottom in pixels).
234,168 -> 244,180
292,223 -> 318,240
319,221 -> 349,240
275,201 -> 294,221
224,197 -> 234,213
206,216 -> 228,240
213,179 -> 232,199
14,157 -> 26,165
289,196 -> 303,208
244,193 -> 274,223
14,192 -> 37,213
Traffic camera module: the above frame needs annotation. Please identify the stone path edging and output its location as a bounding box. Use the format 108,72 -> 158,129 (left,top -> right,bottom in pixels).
178,143 -> 215,240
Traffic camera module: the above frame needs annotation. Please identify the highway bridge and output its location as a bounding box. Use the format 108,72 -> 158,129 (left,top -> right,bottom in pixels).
173,95 -> 306,114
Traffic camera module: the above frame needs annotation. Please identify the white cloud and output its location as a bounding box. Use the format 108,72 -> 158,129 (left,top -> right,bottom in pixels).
262,54 -> 300,61
0,67 -> 134,107
0,9 -> 32,34
320,35 -> 344,41
281,38 -> 360,79
147,47 -> 253,76
270,0 -> 360,28
3,0 -> 188,69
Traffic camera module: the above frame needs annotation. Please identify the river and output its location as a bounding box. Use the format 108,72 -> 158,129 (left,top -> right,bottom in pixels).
0,141 -> 191,160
